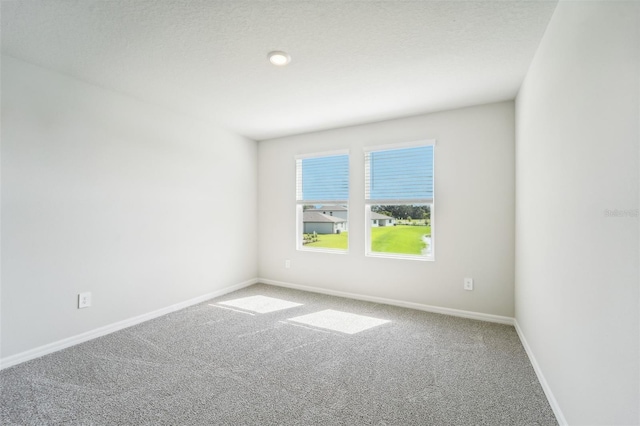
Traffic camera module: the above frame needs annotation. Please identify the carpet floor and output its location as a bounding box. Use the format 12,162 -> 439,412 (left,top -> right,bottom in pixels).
0,283 -> 557,425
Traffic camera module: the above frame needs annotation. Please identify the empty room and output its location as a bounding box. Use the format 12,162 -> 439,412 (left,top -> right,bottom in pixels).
1,1 -> 638,425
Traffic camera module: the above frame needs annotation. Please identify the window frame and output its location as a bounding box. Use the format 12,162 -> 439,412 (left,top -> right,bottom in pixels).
363,140 -> 435,261
295,149 -> 350,254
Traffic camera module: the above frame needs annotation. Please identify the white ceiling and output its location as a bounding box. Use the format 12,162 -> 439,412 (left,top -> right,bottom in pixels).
1,1 -> 557,141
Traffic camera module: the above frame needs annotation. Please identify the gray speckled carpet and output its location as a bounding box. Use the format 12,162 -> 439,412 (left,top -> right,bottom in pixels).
0,284 -> 557,425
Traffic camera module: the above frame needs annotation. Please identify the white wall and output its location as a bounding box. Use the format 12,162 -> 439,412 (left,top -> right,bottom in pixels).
1,56 -> 258,358
515,1 -> 639,425
258,101 -> 515,317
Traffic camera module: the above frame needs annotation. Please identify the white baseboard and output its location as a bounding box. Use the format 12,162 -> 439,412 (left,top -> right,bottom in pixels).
259,278 -> 515,326
0,278 -> 258,370
514,319 -> 567,426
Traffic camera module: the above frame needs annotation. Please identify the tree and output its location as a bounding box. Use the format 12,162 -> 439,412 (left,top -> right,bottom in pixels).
371,204 -> 430,221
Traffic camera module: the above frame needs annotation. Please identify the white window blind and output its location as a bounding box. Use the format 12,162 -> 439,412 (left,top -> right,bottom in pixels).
365,144 -> 434,204
296,152 -> 349,204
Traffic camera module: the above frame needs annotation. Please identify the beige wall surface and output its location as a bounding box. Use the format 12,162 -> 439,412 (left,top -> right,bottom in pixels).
1,56 -> 258,358
258,101 -> 516,317
515,1 -> 639,424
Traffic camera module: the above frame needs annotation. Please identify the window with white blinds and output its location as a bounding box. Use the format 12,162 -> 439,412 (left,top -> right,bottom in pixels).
295,151 -> 349,252
364,141 -> 435,260
296,152 -> 349,205
365,144 -> 434,204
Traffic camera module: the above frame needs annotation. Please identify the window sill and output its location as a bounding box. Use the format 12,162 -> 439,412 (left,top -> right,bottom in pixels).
365,252 -> 434,262
297,247 -> 349,255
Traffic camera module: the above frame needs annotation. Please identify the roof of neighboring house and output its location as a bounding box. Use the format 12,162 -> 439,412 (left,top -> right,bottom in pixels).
303,212 -> 347,223
371,212 -> 395,220
306,205 -> 348,212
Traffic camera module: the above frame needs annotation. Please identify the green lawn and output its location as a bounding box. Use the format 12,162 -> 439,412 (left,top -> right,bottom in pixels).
303,225 -> 430,255
304,232 -> 349,249
371,225 -> 430,255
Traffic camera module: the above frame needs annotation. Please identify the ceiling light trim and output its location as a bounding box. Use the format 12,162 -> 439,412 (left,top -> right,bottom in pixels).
268,51 -> 291,66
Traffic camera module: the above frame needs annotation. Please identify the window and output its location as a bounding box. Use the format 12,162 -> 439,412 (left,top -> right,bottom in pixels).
296,151 -> 349,252
364,141 -> 435,260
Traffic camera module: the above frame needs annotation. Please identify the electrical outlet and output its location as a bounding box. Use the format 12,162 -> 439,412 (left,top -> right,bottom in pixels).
78,292 -> 92,309
464,278 -> 474,291
285,259 -> 291,269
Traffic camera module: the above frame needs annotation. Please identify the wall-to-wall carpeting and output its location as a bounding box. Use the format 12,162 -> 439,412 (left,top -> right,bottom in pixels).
0,284 -> 556,425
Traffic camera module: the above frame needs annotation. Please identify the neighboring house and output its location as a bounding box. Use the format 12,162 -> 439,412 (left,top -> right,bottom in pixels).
303,211 -> 347,234
305,205 -> 348,221
371,212 -> 395,227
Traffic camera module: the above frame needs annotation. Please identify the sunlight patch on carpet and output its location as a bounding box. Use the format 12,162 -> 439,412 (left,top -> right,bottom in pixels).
218,295 -> 303,313
287,309 -> 390,334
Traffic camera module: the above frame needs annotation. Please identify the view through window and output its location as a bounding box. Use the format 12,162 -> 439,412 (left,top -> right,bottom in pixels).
369,204 -> 432,257
365,142 -> 434,260
296,151 -> 349,252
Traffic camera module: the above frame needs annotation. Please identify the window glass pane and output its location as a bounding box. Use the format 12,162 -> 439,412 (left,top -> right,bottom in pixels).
301,204 -> 348,250
296,152 -> 349,252
298,155 -> 349,202
369,204 -> 431,257
366,145 -> 433,202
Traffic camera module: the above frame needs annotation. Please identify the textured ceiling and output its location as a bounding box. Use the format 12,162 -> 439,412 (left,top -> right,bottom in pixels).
1,1 -> 557,140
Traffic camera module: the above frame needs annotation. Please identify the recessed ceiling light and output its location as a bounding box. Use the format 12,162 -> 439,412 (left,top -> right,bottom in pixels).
268,51 -> 291,66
